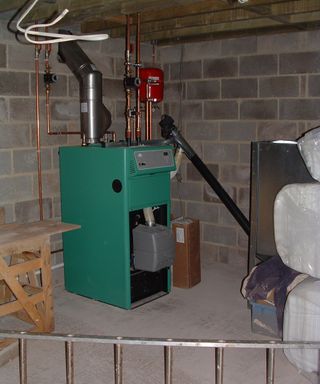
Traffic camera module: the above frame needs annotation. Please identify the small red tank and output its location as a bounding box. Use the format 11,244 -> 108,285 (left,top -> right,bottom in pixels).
139,68 -> 164,103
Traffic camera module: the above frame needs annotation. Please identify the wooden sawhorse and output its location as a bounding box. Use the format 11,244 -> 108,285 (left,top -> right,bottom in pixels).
0,220 -> 79,349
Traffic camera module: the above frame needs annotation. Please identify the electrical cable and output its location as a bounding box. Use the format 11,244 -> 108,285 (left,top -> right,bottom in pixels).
16,0 -> 109,45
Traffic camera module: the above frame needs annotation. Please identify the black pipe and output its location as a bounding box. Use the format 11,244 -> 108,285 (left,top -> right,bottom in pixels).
159,115 -> 250,235
58,31 -> 111,144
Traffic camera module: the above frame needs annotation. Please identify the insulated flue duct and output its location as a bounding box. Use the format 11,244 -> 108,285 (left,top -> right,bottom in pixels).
58,35 -> 111,144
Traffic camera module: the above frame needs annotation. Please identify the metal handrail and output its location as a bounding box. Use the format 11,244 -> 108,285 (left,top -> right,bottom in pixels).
1,330 -> 319,384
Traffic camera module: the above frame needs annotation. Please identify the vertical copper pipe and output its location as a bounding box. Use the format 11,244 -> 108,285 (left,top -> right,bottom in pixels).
147,101 -> 152,140
45,39 -> 80,137
135,13 -> 141,144
45,40 -> 52,136
35,42 -> 44,221
125,15 -> 132,146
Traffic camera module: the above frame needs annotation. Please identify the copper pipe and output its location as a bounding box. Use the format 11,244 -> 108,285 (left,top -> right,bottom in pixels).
146,101 -> 152,140
135,13 -> 141,145
125,15 -> 132,146
45,39 -> 80,137
35,41 -> 44,221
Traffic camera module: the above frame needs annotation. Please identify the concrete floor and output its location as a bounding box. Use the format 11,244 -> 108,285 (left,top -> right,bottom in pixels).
0,257 -> 309,384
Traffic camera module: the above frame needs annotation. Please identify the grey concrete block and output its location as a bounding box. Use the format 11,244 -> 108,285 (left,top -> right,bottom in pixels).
15,198 -> 52,223
69,77 -> 79,97
183,40 -> 221,60
79,40 -> 102,53
0,98 -> 8,122
8,44 -> 34,71
51,99 -> 79,120
187,162 -> 218,182
170,60 -> 202,80
170,101 -> 202,121
203,223 -> 237,246
103,78 -> 124,99
220,121 -> 256,142
0,20 -> 15,42
219,246 -> 247,268
0,151 -> 11,175
203,57 -> 238,78
204,100 -> 238,120
187,80 -> 220,100
186,201 -> 219,223
171,180 -> 202,201
221,164 -> 250,185
240,55 -> 277,76
159,45 -> 184,64
0,123 -> 30,148
259,76 -> 299,97
53,196 -> 61,219
13,148 -> 52,173
201,242 -> 219,261
203,182 -> 236,203
240,144 -> 251,164
101,38 -> 125,58
0,175 -> 33,204
164,82 -> 184,101
115,100 -> 125,119
222,78 -> 257,99
115,57 -> 124,78
237,229 -> 248,249
219,205 -> 237,226
36,171 -> 60,197
9,98 -> 42,121
306,30 -> 320,51
280,52 -> 320,74
171,198 -> 185,218
258,31 -> 306,54
0,44 -> 6,67
240,100 -> 277,120
257,121 -> 298,141
221,36 -> 257,56
308,75 -> 320,96
280,99 -> 320,120
238,187 -> 250,208
300,75 -> 307,97
185,121 -> 219,141
203,142 -> 239,163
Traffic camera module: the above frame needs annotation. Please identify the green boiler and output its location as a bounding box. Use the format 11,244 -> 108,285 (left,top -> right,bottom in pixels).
59,144 -> 176,309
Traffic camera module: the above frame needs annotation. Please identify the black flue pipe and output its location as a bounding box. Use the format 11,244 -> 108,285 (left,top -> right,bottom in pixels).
159,115 -> 250,236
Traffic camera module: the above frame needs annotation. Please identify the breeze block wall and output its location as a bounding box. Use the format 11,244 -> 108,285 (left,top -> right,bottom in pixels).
159,30 -> 320,269
0,21 -> 130,283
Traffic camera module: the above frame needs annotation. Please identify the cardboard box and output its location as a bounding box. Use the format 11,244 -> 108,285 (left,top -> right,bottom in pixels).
172,217 -> 201,288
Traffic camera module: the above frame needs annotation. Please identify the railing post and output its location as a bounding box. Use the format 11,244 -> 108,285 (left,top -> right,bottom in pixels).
19,338 -> 27,384
65,340 -> 74,384
266,348 -> 275,384
215,347 -> 224,384
164,346 -> 173,384
114,344 -> 123,384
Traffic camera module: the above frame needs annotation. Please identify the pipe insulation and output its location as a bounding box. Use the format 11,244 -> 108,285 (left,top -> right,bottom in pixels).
58,35 -> 111,144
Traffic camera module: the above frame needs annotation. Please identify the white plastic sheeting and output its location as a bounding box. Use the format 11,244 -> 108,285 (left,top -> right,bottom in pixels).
283,277 -> 320,374
274,183 -> 320,278
298,127 -> 320,182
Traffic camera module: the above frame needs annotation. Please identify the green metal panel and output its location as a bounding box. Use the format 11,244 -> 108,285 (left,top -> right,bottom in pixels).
59,144 -> 175,309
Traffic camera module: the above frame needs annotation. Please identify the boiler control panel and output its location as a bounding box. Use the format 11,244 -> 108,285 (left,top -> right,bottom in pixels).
134,149 -> 175,171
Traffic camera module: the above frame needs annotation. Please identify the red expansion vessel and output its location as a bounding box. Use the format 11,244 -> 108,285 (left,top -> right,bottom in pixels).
139,68 -> 164,103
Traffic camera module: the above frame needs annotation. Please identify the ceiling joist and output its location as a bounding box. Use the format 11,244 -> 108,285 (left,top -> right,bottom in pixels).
1,0 -> 319,45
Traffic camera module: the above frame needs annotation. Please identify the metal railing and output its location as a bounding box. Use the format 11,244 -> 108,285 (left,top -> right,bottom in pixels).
0,330 -> 319,384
